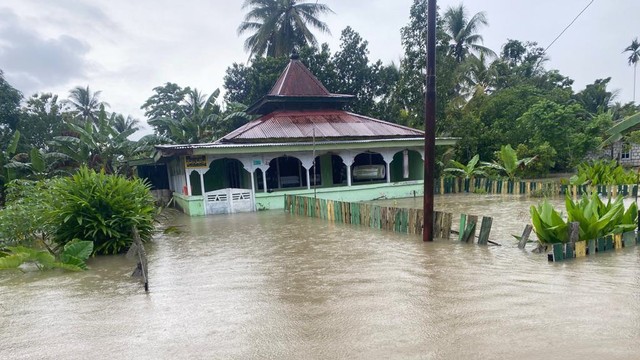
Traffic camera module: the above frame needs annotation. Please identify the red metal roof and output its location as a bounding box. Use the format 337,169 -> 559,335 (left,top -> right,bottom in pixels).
219,110 -> 424,143
268,58 -> 331,96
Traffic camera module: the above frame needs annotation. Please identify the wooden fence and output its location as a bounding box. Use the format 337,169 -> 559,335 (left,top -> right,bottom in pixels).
435,178 -> 639,197
548,231 -> 639,262
284,195 -> 494,245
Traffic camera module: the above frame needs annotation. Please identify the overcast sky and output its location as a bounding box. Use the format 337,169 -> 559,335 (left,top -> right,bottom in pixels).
1,0 -> 639,137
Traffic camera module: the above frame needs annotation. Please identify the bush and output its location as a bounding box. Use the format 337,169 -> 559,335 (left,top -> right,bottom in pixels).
570,160 -> 637,186
0,179 -> 54,248
530,194 -> 637,244
48,167 -> 156,255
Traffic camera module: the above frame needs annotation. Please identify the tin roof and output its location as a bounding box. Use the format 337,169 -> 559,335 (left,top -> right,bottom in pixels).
219,109 -> 424,143
246,53 -> 353,115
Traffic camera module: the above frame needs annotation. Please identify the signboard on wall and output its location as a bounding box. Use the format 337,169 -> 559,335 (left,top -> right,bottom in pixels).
185,155 -> 207,168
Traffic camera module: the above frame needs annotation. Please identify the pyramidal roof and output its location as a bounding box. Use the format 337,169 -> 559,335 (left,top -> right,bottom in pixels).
224,52 -> 425,144
268,53 -> 332,96
246,52 -> 353,115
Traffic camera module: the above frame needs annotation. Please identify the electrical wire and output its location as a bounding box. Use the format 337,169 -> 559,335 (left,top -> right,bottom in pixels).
544,0 -> 596,53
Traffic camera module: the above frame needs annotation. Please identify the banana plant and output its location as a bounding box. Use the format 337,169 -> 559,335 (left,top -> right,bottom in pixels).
443,154 -> 486,179
0,240 -> 93,271
482,144 -> 536,181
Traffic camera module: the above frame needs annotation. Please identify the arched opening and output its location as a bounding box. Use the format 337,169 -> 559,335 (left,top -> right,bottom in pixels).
203,158 -> 248,192
188,170 -> 202,195
331,154 -> 347,186
352,152 -> 386,184
391,149 -> 423,181
265,156 -> 307,190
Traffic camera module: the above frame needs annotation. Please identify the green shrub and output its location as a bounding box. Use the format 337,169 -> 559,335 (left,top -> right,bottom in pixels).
570,160 -> 637,186
48,167 -> 156,255
0,179 -> 54,248
530,194 -> 638,244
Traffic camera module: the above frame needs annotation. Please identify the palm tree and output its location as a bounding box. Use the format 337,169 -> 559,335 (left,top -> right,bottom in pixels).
443,4 -> 496,63
238,0 -> 334,58
623,38 -> 640,103
460,53 -> 496,97
65,86 -> 109,124
111,114 -> 141,134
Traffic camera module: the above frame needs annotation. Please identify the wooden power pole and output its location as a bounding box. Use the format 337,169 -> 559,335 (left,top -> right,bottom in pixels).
423,0 -> 437,242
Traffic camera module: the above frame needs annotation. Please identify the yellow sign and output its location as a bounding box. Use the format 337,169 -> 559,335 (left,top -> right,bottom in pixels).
185,155 -> 207,168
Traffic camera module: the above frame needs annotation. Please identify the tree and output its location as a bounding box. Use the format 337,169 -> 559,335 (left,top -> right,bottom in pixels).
50,105 -> 139,174
442,4 -> 495,63
0,70 -> 22,146
65,86 -> 109,124
459,53 -> 496,98
18,93 -> 66,152
574,78 -> 616,114
392,0 -> 458,130
237,0 -> 333,58
623,38 -> 640,103
111,114 -> 140,134
148,88 -> 226,143
224,56 -> 288,105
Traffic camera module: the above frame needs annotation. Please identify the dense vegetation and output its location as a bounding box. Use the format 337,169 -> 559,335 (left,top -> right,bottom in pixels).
0,167 -> 155,271
531,194 -> 638,244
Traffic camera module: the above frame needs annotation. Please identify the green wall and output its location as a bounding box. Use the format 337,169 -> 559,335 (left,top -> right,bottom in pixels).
255,180 -> 424,210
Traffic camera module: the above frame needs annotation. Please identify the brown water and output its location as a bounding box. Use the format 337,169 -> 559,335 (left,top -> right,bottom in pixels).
2,194 -> 640,359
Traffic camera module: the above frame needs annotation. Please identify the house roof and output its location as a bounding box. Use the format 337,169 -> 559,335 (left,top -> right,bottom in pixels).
246,53 -> 353,115
218,109 -> 425,144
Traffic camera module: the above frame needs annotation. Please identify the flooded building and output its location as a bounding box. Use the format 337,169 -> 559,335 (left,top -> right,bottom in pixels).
151,53 -> 457,215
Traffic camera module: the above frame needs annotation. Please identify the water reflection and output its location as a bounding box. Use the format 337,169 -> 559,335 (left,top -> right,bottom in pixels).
1,195 -> 640,359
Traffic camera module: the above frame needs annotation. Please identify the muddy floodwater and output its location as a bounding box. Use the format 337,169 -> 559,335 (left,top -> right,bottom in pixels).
2,194 -> 640,359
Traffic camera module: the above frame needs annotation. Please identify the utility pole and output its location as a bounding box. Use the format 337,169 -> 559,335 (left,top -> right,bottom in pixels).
423,0 -> 437,242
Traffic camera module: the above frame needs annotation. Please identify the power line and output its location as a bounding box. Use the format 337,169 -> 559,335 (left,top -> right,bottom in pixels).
544,0 -> 596,53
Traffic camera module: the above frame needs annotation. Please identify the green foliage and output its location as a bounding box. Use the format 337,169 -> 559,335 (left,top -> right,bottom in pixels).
0,240 -> 93,272
481,144 -> 535,180
530,194 -> 638,244
238,0 -> 333,58
570,160 -> 637,186
443,154 -> 486,178
48,167 -> 156,255
530,199 -> 568,244
566,194 -> 637,239
0,179 -> 54,247
516,142 -> 556,178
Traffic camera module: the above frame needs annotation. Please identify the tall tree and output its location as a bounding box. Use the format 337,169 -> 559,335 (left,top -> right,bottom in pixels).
0,70 -> 23,145
18,93 -> 66,152
237,0 -> 333,58
393,0 -> 458,130
65,86 -> 109,124
442,4 -> 495,63
623,38 -> 640,102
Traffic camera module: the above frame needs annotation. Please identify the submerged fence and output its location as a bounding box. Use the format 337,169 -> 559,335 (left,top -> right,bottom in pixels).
548,231 -> 639,262
435,177 -> 639,197
284,195 -> 494,245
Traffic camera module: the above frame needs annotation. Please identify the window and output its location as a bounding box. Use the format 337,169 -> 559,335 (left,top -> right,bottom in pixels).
621,144 -> 631,160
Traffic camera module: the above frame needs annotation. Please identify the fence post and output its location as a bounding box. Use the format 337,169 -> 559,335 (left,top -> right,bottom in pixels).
518,224 -> 533,249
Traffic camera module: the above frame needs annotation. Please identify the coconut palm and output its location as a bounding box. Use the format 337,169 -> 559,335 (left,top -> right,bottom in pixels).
111,114 -> 141,134
443,4 -> 496,63
65,86 -> 109,124
623,38 -> 640,103
238,0 -> 334,58
460,53 -> 496,97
